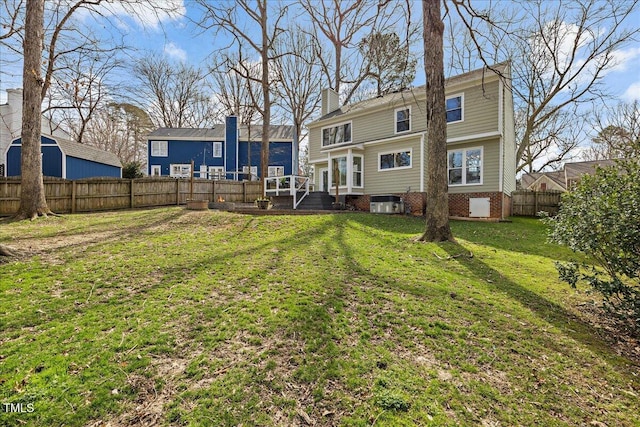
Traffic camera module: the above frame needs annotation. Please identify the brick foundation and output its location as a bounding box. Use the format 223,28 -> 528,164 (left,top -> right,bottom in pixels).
346,193 -> 426,216
347,191 -> 508,219
448,192 -> 505,219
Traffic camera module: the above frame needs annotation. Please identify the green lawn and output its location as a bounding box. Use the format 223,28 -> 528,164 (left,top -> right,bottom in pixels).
0,208 -> 638,426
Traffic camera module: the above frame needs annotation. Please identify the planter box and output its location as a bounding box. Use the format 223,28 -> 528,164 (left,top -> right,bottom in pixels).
256,200 -> 271,209
186,199 -> 209,210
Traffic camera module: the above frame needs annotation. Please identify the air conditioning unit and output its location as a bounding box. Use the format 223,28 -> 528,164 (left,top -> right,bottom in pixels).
370,195 -> 404,214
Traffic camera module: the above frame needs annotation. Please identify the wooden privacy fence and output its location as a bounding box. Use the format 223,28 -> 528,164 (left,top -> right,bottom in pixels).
511,190 -> 563,216
0,177 -> 262,215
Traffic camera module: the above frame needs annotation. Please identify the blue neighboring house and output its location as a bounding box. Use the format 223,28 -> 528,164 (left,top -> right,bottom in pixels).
5,135 -> 122,179
146,116 -> 296,180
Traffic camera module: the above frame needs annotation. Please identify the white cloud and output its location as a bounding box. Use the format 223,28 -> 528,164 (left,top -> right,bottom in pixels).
164,42 -> 187,63
608,47 -> 640,74
622,81 -> 640,101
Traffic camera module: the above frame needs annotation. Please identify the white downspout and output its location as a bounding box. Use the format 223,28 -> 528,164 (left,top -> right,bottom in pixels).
420,132 -> 425,192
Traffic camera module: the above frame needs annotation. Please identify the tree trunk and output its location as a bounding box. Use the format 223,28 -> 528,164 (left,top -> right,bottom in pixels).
16,0 -> 51,220
420,0 -> 453,242
260,0 -> 270,196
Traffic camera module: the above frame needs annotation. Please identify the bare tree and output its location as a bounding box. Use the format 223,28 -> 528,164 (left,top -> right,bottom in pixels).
358,31 -> 417,97
449,0 -> 640,173
15,0 -> 49,219
83,102 -> 154,165
273,26 -> 322,172
420,0 -> 453,242
584,101 -> 640,160
6,0 -> 184,219
134,55 -> 215,129
44,47 -> 123,144
198,0 -> 288,192
299,0 -> 417,105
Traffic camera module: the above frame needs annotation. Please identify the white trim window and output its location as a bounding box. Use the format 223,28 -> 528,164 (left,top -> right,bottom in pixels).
208,166 -> 225,180
395,107 -> 411,133
170,163 -> 191,178
379,149 -> 412,171
446,94 -> 463,123
213,141 -> 223,158
322,122 -> 352,147
151,140 -> 168,157
268,166 -> 285,177
331,156 -> 347,186
448,147 -> 482,185
352,155 -> 363,187
150,165 -> 161,176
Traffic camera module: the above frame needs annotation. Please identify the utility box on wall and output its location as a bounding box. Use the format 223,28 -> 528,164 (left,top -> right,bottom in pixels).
469,197 -> 490,217
370,195 -> 404,214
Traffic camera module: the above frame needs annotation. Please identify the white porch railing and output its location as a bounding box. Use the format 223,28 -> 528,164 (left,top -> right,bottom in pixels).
264,175 -> 310,209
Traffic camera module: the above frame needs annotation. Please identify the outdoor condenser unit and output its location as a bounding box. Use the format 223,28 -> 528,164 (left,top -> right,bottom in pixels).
370,195 -> 404,214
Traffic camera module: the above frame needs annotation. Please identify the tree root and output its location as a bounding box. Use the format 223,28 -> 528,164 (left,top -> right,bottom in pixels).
433,251 -> 473,260
0,244 -> 19,257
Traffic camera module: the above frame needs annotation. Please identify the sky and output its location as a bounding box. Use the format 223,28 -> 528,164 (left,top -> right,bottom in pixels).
1,1 -> 639,107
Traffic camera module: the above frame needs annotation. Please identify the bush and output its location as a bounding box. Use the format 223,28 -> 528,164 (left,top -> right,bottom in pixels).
122,161 -> 144,179
546,160 -> 640,331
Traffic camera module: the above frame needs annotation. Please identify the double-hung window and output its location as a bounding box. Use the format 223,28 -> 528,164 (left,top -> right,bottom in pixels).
446,94 -> 463,123
395,107 -> 410,133
151,140 -> 168,157
379,149 -> 412,171
448,147 -> 482,185
212,141 -> 223,158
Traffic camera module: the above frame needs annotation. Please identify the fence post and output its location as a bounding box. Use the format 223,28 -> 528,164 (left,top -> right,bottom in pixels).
243,181 -> 247,202
130,179 -> 135,209
71,181 -> 77,214
176,179 -> 180,205
213,180 -> 217,203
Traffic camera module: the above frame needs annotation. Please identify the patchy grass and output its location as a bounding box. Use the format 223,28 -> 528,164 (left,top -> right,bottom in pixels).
0,208 -> 638,426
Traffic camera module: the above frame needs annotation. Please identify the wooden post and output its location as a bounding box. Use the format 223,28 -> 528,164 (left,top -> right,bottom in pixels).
176,179 -> 180,205
189,159 -> 195,201
71,180 -> 77,214
130,179 -> 135,209
243,181 -> 247,202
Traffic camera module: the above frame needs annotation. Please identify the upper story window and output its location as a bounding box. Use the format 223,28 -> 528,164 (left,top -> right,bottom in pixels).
213,141 -> 222,157
448,147 -> 482,185
151,140 -> 168,157
395,107 -> 411,133
446,94 -> 463,123
379,149 -> 412,171
322,122 -> 352,147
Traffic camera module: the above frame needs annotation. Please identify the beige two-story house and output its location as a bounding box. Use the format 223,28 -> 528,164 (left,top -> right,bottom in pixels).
307,63 -> 516,219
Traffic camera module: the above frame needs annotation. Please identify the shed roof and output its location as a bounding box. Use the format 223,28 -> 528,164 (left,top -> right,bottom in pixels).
56,138 -> 122,168
564,159 -> 617,181
147,124 -> 295,141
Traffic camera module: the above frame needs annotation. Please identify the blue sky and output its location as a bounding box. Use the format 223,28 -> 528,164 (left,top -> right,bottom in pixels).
1,0 -> 639,105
